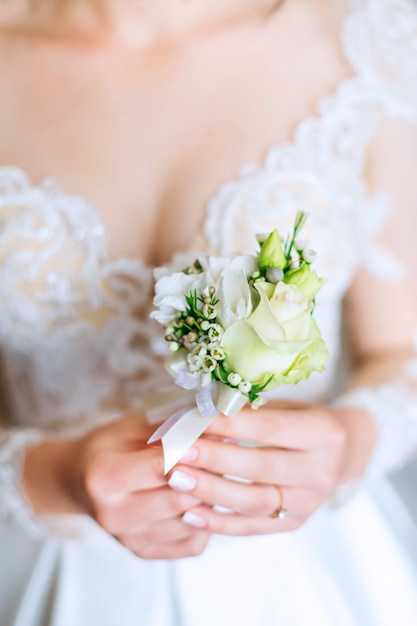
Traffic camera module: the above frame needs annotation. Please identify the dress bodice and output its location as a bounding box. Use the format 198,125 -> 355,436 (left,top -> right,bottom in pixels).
0,0 -> 416,435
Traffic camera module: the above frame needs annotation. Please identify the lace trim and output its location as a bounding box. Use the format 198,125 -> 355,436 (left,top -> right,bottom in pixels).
343,0 -> 417,122
0,429 -> 49,536
203,93 -> 382,290
335,379 -> 417,480
0,167 -> 151,330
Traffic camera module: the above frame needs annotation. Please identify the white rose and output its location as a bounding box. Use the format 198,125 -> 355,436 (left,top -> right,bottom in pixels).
151,254 -> 257,327
220,282 -> 328,389
150,271 -> 208,325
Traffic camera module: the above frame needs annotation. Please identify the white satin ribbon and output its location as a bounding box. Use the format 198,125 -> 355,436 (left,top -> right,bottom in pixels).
147,382 -> 248,474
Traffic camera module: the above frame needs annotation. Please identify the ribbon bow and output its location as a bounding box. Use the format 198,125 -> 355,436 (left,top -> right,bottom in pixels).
148,378 -> 248,474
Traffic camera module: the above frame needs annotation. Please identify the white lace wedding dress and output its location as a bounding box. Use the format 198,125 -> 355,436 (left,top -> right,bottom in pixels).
1,1 -> 417,625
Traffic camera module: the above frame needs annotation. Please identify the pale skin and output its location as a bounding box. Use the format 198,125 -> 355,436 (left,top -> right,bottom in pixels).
0,0 -> 416,559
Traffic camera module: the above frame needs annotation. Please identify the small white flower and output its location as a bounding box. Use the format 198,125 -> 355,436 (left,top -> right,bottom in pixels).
210,347 -> 225,361
208,324 -> 224,342
295,239 -> 308,251
188,362 -> 203,373
202,356 -> 217,373
238,380 -> 252,394
169,342 -> 180,352
187,353 -> 203,365
227,372 -> 242,387
303,249 -> 317,263
203,304 -> 217,320
192,345 -> 207,358
200,320 -> 210,331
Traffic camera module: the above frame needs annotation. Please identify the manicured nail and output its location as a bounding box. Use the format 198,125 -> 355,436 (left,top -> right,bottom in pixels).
182,511 -> 207,528
179,446 -> 199,463
168,470 -> 197,492
221,437 -> 239,445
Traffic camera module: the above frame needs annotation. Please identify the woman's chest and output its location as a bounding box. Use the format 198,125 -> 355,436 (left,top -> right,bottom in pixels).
0,13 -> 349,266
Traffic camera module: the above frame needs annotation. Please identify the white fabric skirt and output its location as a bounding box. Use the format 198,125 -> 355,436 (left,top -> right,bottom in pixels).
1,478 -> 417,626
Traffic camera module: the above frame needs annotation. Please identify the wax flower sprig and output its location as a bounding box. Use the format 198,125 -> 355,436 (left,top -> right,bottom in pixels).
164,282 -> 269,405
151,211 -> 328,407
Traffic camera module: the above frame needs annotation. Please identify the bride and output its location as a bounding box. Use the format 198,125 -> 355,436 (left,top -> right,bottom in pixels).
1,0 -> 417,624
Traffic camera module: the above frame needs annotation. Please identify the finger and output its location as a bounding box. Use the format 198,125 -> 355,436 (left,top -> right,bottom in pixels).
86,446 -> 167,499
98,413 -> 157,444
168,468 -> 325,517
182,438 -> 334,487
129,530 -> 211,560
205,407 -> 340,450
97,487 -> 201,534
182,505 -> 303,536
118,516 -> 200,548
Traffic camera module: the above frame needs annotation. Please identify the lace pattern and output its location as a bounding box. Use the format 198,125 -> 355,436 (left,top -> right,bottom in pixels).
335,377 -> 417,480
0,429 -> 48,536
0,168 -> 161,430
344,0 -> 417,123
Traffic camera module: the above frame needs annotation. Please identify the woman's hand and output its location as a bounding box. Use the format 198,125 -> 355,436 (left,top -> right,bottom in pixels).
167,402 -> 377,535
23,415 -> 210,560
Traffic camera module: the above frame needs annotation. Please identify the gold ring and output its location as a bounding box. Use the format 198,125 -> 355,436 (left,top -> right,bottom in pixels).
270,485 -> 289,520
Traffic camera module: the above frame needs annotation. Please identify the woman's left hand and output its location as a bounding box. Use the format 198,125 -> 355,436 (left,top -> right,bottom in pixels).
167,402 -> 376,535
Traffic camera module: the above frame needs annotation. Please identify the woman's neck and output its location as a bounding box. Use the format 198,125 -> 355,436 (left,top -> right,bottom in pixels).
5,0 -> 280,47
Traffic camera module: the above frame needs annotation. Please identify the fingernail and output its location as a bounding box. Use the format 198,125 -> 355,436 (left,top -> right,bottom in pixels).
182,511 -> 207,528
221,437 -> 239,445
179,446 -> 199,463
168,470 -> 197,492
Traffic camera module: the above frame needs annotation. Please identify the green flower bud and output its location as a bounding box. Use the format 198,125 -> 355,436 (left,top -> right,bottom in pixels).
283,265 -> 326,300
258,229 -> 286,271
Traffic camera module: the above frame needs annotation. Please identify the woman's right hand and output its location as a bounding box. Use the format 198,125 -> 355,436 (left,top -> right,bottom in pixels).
22,415 -> 210,560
